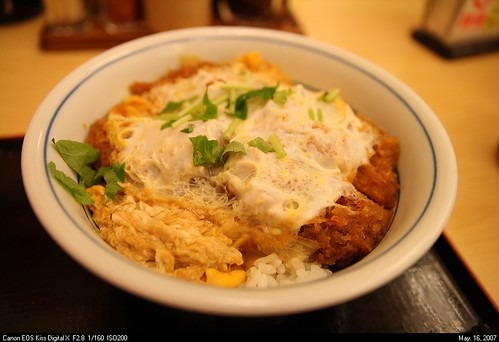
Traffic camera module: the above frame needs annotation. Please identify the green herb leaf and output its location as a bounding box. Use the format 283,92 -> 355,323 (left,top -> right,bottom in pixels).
189,135 -> 224,167
161,101 -> 183,113
180,124 -> 194,133
50,139 -> 125,203
199,89 -> 218,121
52,139 -> 99,187
222,141 -> 246,160
48,161 -> 94,205
234,85 -> 278,120
94,162 -> 125,200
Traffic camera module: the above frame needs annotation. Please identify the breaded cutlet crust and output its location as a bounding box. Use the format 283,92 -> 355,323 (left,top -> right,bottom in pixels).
299,133 -> 399,269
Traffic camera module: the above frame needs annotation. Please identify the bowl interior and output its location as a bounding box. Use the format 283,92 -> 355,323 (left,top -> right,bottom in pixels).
22,27 -> 457,316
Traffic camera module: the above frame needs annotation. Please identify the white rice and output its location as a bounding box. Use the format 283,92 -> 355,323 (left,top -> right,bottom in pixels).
244,253 -> 333,288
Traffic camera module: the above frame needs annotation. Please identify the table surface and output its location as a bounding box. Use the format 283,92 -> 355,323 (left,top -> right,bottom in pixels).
0,0 -> 498,331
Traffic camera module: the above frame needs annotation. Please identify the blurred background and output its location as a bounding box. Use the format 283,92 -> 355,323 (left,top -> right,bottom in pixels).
1,0 -> 498,51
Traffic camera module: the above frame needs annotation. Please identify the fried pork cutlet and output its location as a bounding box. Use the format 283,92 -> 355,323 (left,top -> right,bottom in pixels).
300,133 -> 399,269
84,52 -> 400,283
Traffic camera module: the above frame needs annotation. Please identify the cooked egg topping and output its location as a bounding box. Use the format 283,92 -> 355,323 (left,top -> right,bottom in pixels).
110,59 -> 378,234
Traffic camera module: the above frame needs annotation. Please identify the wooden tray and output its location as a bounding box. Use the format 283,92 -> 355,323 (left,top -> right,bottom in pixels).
40,18 -> 153,50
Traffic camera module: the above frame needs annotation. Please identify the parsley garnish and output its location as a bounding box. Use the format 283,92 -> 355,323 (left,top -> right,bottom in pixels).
189,136 -> 246,167
189,135 -> 225,167
234,85 -> 278,120
49,139 -> 125,204
199,89 -> 218,121
51,139 -> 99,187
48,161 -> 94,205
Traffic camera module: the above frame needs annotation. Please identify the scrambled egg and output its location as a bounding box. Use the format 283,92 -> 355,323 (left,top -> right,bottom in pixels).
86,52 -> 383,286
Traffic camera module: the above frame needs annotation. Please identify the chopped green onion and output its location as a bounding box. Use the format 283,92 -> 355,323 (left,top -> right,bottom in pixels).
248,137 -> 273,153
212,94 -> 229,106
308,107 -> 324,122
320,88 -> 340,103
156,112 -> 182,122
273,89 -> 289,105
171,114 -> 192,128
224,118 -> 242,140
160,92 -> 228,129
317,108 -> 323,122
160,120 -> 175,130
268,134 -> 286,159
177,101 -> 203,117
228,87 -> 237,115
160,94 -> 199,114
308,108 -> 315,120
220,84 -> 254,91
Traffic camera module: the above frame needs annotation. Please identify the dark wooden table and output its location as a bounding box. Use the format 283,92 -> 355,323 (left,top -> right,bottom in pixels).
1,137 -> 497,334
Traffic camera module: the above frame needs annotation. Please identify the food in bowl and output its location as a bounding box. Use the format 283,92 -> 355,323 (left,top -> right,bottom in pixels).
23,26 -> 458,315
48,51 -> 400,288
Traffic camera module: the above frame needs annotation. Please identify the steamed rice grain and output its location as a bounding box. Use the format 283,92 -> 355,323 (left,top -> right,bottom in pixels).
245,253 -> 332,288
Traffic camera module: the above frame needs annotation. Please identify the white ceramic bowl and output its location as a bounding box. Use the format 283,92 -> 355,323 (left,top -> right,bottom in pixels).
21,26 -> 457,316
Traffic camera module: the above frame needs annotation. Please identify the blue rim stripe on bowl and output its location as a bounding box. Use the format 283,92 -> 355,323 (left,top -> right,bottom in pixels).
43,32 -> 437,285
